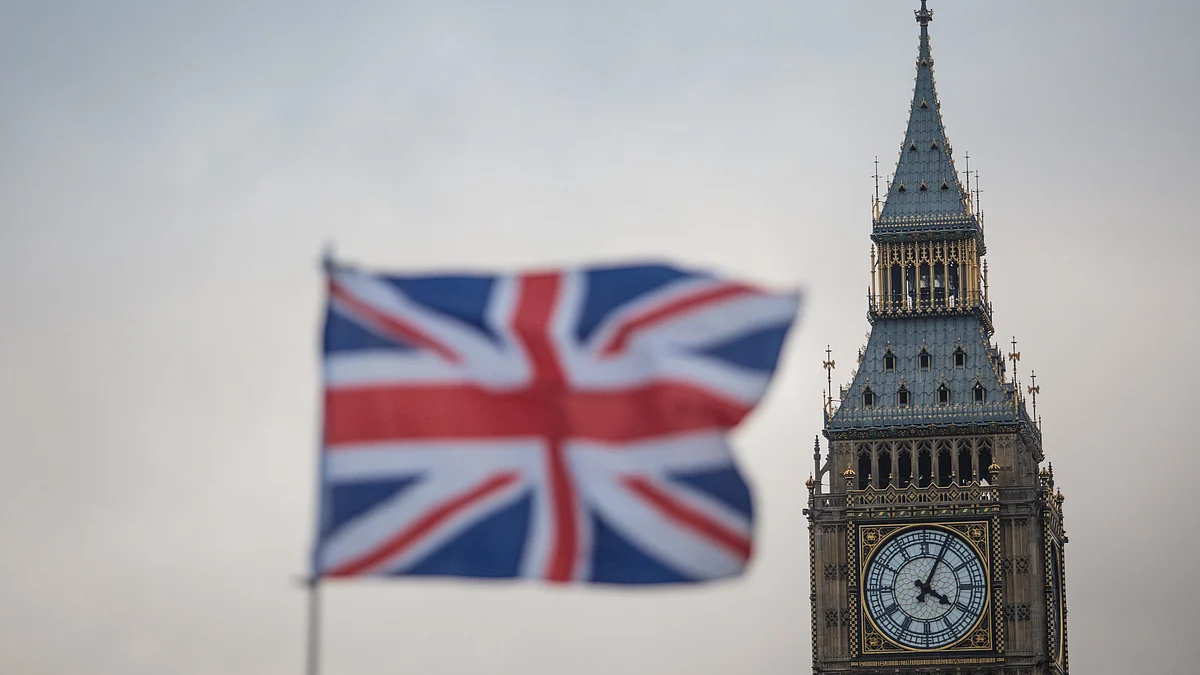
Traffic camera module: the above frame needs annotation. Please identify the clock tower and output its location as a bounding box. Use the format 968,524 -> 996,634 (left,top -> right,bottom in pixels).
806,3 -> 1068,674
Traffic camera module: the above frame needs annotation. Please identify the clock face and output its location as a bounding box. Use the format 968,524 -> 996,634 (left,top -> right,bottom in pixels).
863,526 -> 988,650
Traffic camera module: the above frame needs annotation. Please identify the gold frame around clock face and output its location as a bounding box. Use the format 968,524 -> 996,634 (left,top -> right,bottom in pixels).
853,520 -> 997,657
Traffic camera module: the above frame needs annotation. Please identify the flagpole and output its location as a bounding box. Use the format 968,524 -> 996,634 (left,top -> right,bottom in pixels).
306,577 -> 322,675
306,245 -> 335,675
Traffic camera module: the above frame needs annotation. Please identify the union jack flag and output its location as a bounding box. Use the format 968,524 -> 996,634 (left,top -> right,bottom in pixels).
315,262 -> 800,584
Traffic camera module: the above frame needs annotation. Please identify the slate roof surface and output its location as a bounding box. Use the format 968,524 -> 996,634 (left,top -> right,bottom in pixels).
828,315 -> 1021,431
875,8 -> 977,233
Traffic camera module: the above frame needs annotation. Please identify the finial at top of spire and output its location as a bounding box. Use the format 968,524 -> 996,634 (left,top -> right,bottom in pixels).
916,0 -> 933,26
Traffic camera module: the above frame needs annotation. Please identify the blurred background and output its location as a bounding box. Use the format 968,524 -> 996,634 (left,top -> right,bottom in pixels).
1,1 -> 1197,673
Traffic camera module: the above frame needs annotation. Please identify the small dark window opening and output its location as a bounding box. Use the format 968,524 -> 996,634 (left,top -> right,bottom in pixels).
897,182 -> 907,193
884,351 -> 896,372
858,452 -> 872,490
954,347 -> 966,368
974,382 -> 986,403
919,181 -> 929,191
889,265 -> 903,307
897,386 -> 910,407
863,387 -> 875,408
940,179 -> 949,190
937,384 -> 950,405
919,349 -> 931,371
909,141 -> 919,151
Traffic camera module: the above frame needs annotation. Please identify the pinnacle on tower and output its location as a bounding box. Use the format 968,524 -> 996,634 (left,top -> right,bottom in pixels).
875,0 -> 974,234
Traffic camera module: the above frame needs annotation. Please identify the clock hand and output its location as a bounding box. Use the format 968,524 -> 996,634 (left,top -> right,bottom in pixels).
914,578 -> 951,605
924,534 -> 951,587
913,579 -> 927,602
912,535 -> 952,603
927,587 -> 951,605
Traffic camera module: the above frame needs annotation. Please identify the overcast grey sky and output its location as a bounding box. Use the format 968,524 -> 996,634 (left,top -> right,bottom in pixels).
1,1 -> 1198,673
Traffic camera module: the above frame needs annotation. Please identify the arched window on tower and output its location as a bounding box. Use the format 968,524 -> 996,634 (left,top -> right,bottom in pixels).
974,382 -> 986,403
917,442 -> 933,488
906,266 -> 917,309
954,346 -> 966,368
978,438 -> 994,485
933,262 -> 946,307
862,386 -> 875,408
916,439 -> 936,485
937,443 -> 954,487
937,383 -> 951,405
919,263 -> 931,308
898,443 -> 913,487
897,384 -> 910,407
857,448 -> 872,491
958,441 -> 973,485
919,348 -> 931,371
889,265 -> 903,310
884,349 -> 896,372
877,448 -> 893,489
948,261 -> 960,306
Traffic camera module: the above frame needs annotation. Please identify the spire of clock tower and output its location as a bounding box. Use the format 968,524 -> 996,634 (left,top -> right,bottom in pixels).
875,0 -> 974,234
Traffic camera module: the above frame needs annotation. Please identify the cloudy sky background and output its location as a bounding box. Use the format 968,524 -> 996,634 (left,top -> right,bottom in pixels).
2,1 -> 1198,673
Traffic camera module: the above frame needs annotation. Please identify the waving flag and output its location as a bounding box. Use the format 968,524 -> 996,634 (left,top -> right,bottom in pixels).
315,262 -> 800,584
